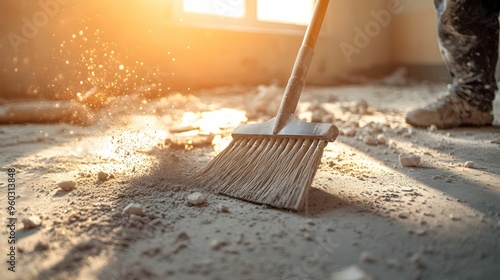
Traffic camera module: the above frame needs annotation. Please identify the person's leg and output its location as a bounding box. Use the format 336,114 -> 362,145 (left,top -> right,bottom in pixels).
406,0 -> 499,128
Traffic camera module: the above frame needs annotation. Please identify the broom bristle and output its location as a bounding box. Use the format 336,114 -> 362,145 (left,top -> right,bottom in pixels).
193,136 -> 328,211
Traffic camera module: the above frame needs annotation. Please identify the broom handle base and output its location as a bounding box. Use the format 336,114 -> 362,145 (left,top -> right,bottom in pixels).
273,45 -> 314,134
272,0 -> 329,134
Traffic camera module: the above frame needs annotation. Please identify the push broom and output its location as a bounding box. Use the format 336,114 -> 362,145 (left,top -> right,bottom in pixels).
193,0 -> 338,211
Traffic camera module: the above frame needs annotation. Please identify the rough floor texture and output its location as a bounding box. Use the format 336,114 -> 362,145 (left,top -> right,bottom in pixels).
1,84 -> 499,280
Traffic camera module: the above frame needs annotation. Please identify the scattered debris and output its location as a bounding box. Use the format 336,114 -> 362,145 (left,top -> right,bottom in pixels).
386,259 -> 400,268
427,124 -> 438,132
342,127 -> 357,137
363,135 -> 378,146
98,171 -> 110,182
123,203 -> 145,216
399,153 -> 421,167
376,133 -> 387,145
57,180 -> 76,191
322,114 -> 335,123
401,186 -> 413,192
116,192 -> 126,198
217,204 -> 229,213
34,240 -> 50,251
167,132 -> 215,150
398,213 -> 409,219
210,239 -> 229,250
331,264 -> 373,280
464,161 -> 474,168
349,99 -> 370,115
415,229 -> 427,236
410,252 -> 426,269
0,101 -> 94,126
187,192 -> 207,206
22,216 -> 42,230
360,251 -> 377,263
380,67 -> 408,86
449,214 -> 460,221
303,232 -> 314,241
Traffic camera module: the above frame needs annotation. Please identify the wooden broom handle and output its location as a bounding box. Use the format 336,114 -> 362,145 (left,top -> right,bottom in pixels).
273,0 -> 330,134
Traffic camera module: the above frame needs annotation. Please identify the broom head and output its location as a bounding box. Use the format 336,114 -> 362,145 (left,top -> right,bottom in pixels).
192,116 -> 338,211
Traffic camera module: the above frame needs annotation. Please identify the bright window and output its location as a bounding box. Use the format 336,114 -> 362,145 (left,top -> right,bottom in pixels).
183,0 -> 246,18
256,0 -> 314,25
181,0 -> 315,28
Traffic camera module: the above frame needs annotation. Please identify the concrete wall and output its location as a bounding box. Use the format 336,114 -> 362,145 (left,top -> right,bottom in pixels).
392,0 -> 500,81
391,0 -> 442,65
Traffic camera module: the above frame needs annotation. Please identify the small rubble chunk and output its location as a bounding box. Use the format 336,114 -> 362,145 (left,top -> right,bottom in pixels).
449,214 -> 460,221
34,241 -> 50,251
410,252 -> 426,269
427,124 -> 438,132
464,161 -> 474,168
386,259 -> 399,268
187,192 -> 206,205
218,204 -> 229,213
322,114 -> 335,123
57,180 -> 76,191
399,153 -> 421,167
349,99 -> 370,115
363,135 -> 378,146
210,239 -> 229,250
398,213 -> 409,219
311,109 -> 326,122
401,186 -> 413,192
123,203 -> 145,216
117,192 -> 126,198
98,171 -> 109,181
331,264 -> 373,280
360,251 -> 376,263
303,232 -> 314,241
376,134 -> 387,145
342,128 -> 357,137
22,216 -> 42,229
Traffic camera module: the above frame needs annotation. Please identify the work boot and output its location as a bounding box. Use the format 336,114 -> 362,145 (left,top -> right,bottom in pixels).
405,93 -> 493,129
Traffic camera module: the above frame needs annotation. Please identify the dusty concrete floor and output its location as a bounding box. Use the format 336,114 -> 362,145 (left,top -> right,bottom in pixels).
0,84 -> 499,280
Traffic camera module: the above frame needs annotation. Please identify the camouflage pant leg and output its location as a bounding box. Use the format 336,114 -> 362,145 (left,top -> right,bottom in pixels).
434,0 -> 500,112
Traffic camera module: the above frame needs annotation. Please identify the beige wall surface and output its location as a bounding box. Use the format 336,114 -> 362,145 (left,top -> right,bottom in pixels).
391,0 -> 443,65
0,0 -> 498,99
0,0 -> 392,99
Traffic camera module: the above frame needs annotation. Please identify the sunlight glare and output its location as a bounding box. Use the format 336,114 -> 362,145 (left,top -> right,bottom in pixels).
257,0 -> 314,25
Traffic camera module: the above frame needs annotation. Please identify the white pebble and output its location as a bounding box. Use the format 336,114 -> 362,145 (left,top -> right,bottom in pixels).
401,186 -> 413,192
187,192 -> 206,205
218,204 -> 229,213
210,239 -> 228,250
331,264 -> 373,280
411,252 -> 426,269
427,124 -> 438,132
376,134 -> 387,144
123,203 -> 145,216
57,180 -> 76,191
399,153 -> 421,167
464,161 -> 474,168
22,216 -> 42,229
